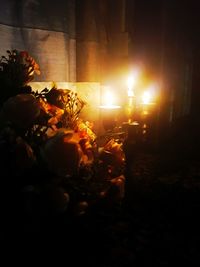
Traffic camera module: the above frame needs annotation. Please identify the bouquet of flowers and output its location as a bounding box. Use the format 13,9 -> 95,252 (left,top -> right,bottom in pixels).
0,49 -> 125,217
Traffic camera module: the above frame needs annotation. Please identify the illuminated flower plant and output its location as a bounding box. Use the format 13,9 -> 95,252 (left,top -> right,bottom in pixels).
0,49 -> 125,215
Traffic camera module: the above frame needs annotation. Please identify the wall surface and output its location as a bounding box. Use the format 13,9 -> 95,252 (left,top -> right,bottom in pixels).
0,0 -> 76,82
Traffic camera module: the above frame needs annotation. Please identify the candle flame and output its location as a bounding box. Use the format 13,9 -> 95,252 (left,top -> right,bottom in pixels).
105,91 -> 114,106
127,76 -> 134,89
127,76 -> 134,97
142,91 -> 151,105
100,90 -> 120,109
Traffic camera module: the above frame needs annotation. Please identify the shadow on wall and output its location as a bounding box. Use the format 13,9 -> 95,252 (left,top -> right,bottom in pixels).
0,23 -> 75,82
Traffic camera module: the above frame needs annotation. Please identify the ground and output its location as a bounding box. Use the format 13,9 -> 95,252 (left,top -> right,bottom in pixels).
1,125 -> 200,266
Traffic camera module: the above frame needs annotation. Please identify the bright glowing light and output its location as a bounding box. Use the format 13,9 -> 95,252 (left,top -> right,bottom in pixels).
105,91 -> 114,106
100,90 -> 120,109
142,91 -> 152,105
127,76 -> 134,97
127,76 -> 134,89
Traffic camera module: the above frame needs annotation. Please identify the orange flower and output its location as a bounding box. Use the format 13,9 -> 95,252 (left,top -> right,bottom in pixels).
76,120 -> 96,142
37,98 -> 64,126
20,50 -> 41,75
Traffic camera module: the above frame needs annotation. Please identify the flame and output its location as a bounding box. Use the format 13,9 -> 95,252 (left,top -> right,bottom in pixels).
104,91 -> 114,106
127,76 -> 134,97
142,91 -> 151,105
100,90 -> 120,109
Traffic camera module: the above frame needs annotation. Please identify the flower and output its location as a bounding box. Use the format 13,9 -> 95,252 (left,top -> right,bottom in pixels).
41,130 -> 83,177
19,51 -> 40,76
99,139 -> 125,178
1,94 -> 40,129
0,50 -> 40,86
0,49 -> 126,216
0,50 -> 40,102
44,87 -> 70,109
14,137 -> 36,174
76,120 -> 96,142
34,86 -> 86,130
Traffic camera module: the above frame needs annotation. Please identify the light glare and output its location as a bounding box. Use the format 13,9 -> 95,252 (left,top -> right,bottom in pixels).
142,91 -> 151,105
